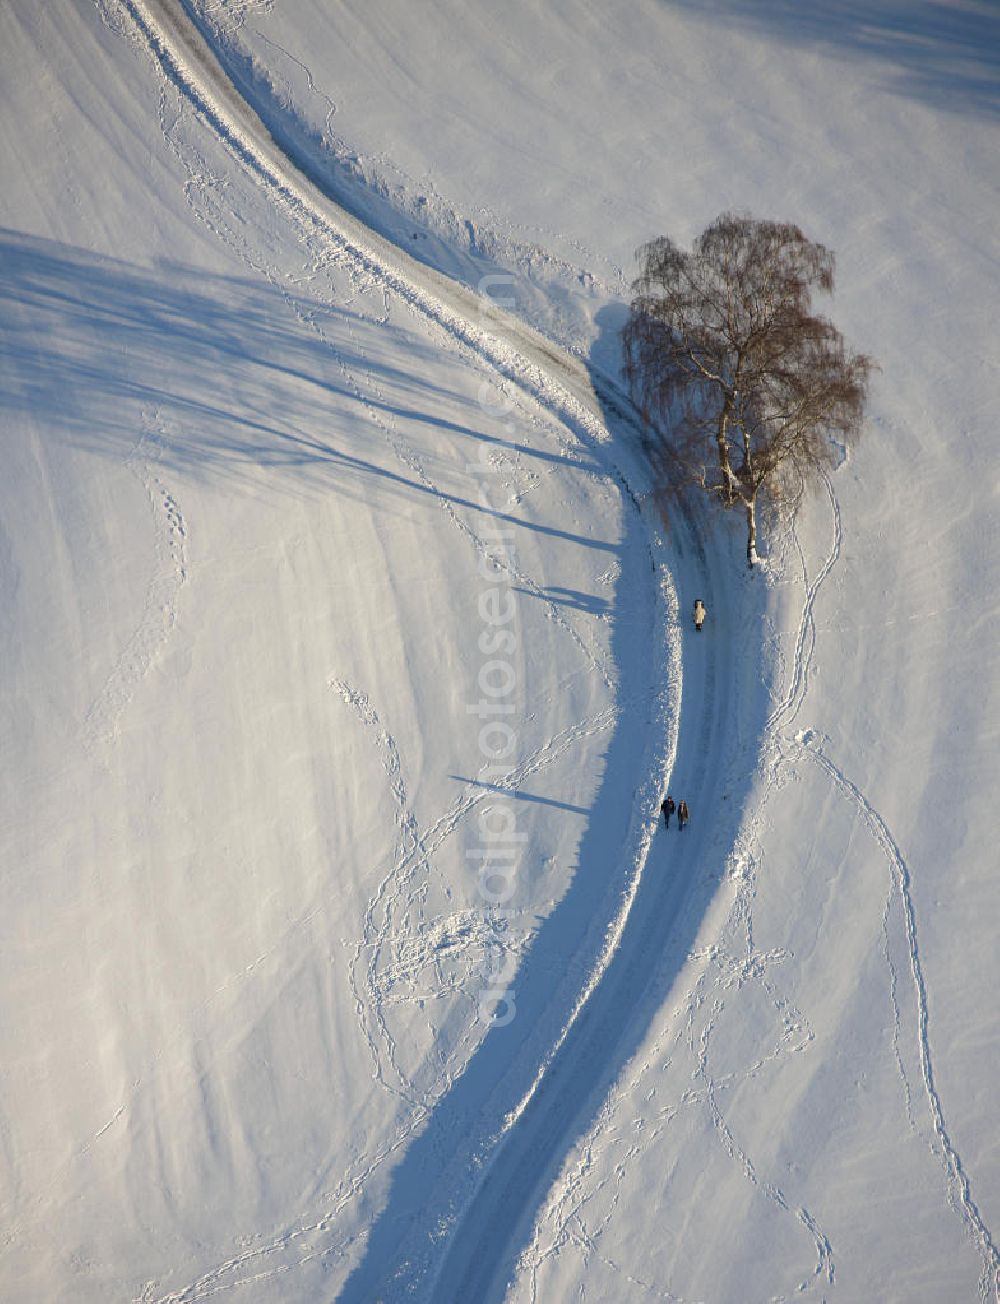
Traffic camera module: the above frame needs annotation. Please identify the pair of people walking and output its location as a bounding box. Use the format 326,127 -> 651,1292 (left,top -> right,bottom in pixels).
660,795 -> 689,830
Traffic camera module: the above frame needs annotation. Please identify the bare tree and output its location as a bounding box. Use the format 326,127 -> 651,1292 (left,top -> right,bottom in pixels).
623,213 -> 874,565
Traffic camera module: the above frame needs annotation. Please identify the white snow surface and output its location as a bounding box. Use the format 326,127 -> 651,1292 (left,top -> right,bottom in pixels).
1,2 -> 998,1302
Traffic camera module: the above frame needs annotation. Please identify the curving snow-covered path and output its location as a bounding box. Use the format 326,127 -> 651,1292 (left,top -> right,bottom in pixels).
102,2 -> 773,1299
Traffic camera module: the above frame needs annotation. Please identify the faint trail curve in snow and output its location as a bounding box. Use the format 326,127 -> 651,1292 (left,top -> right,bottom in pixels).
797,729 -> 1000,1300
764,472 -> 842,739
83,409 -> 188,748
241,26 -> 339,141
331,679 -> 426,1103
333,678 -> 623,1111
881,883 -> 918,1132
702,1069 -> 835,1293
669,939 -> 832,1297
331,681 -> 619,1109
748,474 -> 996,1300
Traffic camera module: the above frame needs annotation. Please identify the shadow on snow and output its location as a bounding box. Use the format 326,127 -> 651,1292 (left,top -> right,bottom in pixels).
0,229 -> 771,1301
337,306 -> 772,1303
662,0 -> 1000,120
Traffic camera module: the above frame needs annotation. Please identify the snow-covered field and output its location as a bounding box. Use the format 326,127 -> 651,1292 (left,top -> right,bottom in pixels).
1,2 -> 997,1301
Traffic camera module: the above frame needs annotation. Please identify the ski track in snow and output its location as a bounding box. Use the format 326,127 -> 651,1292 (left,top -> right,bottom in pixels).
90,2 -> 998,1301
83,408 -> 188,749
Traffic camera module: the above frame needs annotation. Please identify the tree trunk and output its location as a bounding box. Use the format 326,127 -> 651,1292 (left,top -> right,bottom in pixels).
716,396 -> 738,505
746,498 -> 758,567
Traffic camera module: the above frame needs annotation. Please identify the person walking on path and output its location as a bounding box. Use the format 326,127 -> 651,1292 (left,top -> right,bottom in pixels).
661,795 -> 676,827
693,599 -> 706,632
677,799 -> 690,830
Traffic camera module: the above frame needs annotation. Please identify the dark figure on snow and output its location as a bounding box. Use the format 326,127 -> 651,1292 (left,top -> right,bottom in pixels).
677,799 -> 690,830
661,795 -> 676,827
693,599 -> 706,632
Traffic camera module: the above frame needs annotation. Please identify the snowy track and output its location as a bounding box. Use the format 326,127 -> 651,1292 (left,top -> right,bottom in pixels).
102,0 -> 722,1297
426,512 -> 724,1304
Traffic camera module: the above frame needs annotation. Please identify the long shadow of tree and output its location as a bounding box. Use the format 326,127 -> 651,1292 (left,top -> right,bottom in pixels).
1,228 -> 770,1301
0,227 -> 601,555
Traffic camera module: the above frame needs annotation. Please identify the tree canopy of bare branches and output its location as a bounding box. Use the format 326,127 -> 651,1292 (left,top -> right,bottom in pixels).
623,213 -> 874,565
